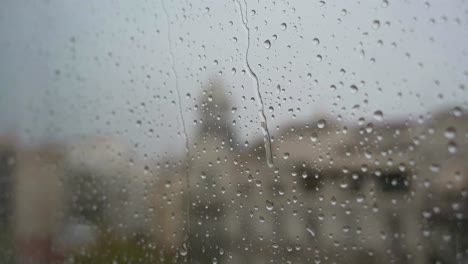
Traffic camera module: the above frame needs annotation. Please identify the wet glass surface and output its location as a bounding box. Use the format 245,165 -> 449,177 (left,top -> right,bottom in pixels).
1,0 -> 468,263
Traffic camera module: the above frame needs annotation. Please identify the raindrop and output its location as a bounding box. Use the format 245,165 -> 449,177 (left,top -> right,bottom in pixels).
263,40 -> 271,49
448,142 -> 458,154
312,38 -> 320,45
179,242 -> 188,256
356,194 -> 365,203
317,119 -> 326,128
280,23 -> 287,31
372,20 -> 381,30
283,152 -> 290,159
350,84 -> 358,93
373,110 -> 383,121
306,225 -> 316,237
452,107 -> 462,117
444,127 -> 456,139
430,164 -> 440,173
310,133 -> 318,142
266,200 -> 274,210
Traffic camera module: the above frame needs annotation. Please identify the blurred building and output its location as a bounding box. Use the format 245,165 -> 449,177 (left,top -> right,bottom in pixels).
0,136 -> 16,263
6,82 -> 468,263
159,82 -> 468,264
14,143 -> 66,264
65,136 -> 153,235
11,136 -> 156,263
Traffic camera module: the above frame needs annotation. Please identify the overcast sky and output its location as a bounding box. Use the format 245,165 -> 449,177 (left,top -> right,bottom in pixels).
1,0 -> 467,157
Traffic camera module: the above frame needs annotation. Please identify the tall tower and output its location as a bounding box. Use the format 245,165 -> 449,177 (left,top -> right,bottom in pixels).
196,78 -> 236,145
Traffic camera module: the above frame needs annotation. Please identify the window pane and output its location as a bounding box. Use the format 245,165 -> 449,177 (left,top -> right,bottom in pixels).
1,0 -> 467,263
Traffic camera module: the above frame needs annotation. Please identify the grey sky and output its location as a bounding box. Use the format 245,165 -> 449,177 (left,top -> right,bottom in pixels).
1,0 -> 467,157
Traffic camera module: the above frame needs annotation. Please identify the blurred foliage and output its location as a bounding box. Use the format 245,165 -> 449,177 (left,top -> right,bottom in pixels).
0,226 -> 14,264
65,170 -> 107,225
65,232 -> 176,264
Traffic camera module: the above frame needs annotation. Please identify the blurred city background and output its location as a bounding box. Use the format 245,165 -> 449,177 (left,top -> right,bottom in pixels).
1,81 -> 468,263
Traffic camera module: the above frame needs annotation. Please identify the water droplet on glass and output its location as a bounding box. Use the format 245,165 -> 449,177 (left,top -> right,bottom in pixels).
372,20 -> 381,30
356,194 -> 365,203
280,23 -> 287,31
448,142 -> 458,154
263,40 -> 271,49
266,200 -> 274,210
430,164 -> 440,173
444,127 -> 456,139
310,133 -> 318,142
312,38 -> 320,45
317,119 -> 326,129
306,225 -> 316,237
452,106 -> 462,117
373,110 -> 383,121
179,242 -> 188,256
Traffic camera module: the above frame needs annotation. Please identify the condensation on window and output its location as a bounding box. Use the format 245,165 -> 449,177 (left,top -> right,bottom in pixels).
0,0 -> 468,263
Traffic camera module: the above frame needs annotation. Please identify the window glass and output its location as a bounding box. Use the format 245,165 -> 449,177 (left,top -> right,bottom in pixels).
1,0 -> 468,263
